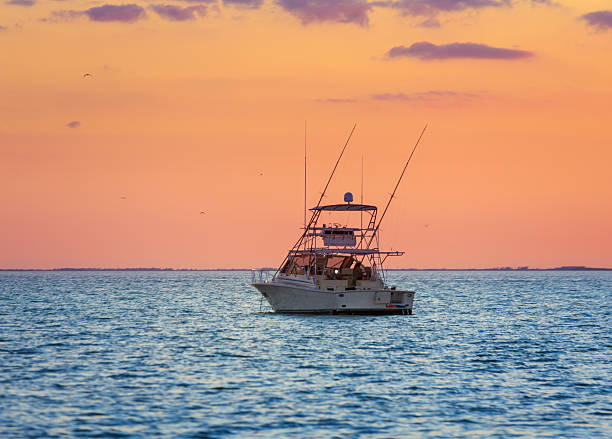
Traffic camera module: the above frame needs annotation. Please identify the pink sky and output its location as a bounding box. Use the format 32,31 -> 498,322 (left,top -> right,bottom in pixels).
1,0 -> 611,268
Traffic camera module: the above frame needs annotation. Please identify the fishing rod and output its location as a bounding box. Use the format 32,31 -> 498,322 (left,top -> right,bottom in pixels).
315,123 -> 356,208
366,124 -> 428,250
273,123 -> 357,277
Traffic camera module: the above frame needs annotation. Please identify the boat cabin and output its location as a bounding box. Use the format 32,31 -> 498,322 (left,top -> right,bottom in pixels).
280,253 -> 375,282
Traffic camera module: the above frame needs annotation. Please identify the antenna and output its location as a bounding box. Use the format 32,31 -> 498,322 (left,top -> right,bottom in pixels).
304,120 -> 307,229
368,124 -> 428,248
361,153 -> 364,204
360,154 -> 364,248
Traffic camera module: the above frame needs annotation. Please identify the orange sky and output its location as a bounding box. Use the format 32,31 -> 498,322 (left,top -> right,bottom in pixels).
1,0 -> 611,269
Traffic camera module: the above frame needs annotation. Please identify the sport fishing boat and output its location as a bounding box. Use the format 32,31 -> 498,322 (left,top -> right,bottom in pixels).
251,124 -> 427,315
252,192 -> 414,314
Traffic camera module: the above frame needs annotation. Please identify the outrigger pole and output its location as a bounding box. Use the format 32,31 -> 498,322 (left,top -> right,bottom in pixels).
366,124 -> 428,249
273,123 -> 358,277
316,123 -> 356,208
304,120 -> 307,230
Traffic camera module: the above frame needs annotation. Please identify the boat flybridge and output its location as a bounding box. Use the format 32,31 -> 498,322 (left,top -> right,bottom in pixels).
251,192 -> 414,315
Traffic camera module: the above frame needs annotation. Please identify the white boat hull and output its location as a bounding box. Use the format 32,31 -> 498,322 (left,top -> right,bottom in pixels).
252,281 -> 414,315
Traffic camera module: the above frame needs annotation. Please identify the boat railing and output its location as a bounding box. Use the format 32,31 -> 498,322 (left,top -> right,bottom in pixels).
251,269 -> 272,283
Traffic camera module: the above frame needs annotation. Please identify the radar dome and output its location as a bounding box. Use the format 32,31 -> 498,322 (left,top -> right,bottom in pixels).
344,192 -> 353,203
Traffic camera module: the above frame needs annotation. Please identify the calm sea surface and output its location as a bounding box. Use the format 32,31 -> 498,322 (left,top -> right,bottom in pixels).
1,270 -> 610,438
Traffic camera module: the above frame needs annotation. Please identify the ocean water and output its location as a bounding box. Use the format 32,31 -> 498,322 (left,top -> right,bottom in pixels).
0,270 -> 610,438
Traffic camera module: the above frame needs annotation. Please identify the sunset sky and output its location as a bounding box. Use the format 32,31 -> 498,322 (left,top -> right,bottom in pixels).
1,0 -> 611,269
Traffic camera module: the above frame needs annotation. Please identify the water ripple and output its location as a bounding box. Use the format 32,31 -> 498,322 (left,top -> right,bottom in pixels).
0,270 -> 611,438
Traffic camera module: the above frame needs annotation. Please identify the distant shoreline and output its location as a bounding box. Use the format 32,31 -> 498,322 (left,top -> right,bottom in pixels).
1,266 -> 610,272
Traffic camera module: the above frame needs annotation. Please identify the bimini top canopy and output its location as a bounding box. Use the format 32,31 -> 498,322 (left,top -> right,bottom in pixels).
311,203 -> 377,212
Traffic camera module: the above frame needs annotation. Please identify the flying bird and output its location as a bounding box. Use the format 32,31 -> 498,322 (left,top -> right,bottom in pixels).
200,211 -> 206,214
120,196 -> 127,199
83,73 -> 92,79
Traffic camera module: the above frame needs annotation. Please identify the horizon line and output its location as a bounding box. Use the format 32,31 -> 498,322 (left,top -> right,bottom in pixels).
1,266 -> 611,272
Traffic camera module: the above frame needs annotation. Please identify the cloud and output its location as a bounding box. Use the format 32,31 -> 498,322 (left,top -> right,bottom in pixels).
380,0 -> 509,17
47,5 -> 147,23
150,4 -> 207,20
418,17 -> 440,27
581,10 -> 612,31
316,90 -> 483,103
387,41 -> 533,60
5,0 -> 36,6
46,10 -> 83,21
84,4 -> 147,23
278,0 -> 372,26
314,98 -> 358,103
371,1 -> 556,21
66,121 -> 81,128
371,90 -> 481,101
224,0 -> 264,8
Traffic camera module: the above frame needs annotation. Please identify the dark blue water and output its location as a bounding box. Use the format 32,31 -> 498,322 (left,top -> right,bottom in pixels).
1,270 -> 610,438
